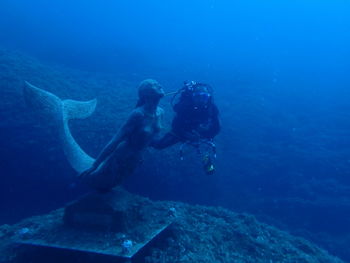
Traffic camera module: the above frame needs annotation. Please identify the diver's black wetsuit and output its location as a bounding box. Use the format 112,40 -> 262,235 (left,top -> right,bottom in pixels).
152,92 -> 220,149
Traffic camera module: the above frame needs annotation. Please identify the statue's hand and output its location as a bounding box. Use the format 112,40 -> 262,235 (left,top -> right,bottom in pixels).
78,165 -> 97,179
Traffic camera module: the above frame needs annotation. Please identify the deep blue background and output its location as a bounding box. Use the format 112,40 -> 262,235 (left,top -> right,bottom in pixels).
1,0 -> 350,261
1,0 -> 349,84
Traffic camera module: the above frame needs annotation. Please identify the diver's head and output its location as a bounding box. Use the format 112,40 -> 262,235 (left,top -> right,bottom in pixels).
191,83 -> 212,109
137,79 -> 165,107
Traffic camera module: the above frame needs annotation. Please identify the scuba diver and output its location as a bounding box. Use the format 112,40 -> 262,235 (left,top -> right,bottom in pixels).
151,81 -> 220,174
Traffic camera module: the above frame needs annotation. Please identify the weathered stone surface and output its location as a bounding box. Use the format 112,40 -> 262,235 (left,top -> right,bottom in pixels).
0,189 -> 344,263
64,189 -> 132,231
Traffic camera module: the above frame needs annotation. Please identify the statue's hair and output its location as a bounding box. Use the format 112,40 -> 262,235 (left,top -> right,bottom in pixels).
135,79 -> 160,108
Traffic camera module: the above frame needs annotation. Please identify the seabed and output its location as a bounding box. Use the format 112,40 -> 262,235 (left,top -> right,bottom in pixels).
1,187 -> 343,263
13,188 -> 173,262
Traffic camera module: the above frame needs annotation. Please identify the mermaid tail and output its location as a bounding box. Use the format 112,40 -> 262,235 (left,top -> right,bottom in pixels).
23,81 -> 97,173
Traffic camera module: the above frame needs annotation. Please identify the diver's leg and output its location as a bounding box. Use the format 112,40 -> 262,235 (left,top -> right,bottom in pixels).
151,132 -> 181,149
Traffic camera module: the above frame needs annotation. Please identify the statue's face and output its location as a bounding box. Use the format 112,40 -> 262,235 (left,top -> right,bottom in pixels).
151,82 -> 165,98
139,79 -> 165,102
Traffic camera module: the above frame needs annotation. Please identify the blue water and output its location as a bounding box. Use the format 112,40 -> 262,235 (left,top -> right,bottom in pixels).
1,0 -> 350,261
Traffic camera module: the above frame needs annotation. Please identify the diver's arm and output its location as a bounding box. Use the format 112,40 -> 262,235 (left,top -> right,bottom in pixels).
208,114 -> 220,137
92,111 -> 142,168
198,105 -> 220,139
209,105 -> 220,137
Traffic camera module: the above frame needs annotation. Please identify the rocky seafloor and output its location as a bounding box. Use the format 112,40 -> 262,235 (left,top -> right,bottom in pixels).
0,189 -> 343,263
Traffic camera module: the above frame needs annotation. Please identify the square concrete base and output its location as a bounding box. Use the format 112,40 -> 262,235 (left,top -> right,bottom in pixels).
16,188 -> 172,261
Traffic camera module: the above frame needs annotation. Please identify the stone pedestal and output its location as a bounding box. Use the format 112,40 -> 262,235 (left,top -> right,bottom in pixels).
16,188 -> 172,260
64,189 -> 134,232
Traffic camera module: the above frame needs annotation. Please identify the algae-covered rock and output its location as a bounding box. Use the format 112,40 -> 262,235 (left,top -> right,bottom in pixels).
0,189 -> 343,263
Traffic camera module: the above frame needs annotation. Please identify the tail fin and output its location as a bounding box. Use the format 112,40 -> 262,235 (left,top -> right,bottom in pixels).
24,81 -> 96,173
62,99 -> 97,121
24,81 -> 63,121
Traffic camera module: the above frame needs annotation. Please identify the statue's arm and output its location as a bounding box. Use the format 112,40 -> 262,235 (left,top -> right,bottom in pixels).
157,107 -> 164,130
92,110 -> 143,168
